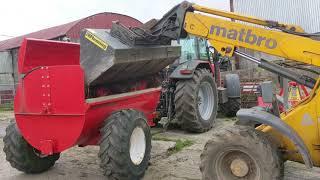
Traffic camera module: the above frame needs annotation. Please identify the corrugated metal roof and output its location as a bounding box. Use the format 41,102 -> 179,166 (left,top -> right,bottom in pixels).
233,0 -> 320,33
0,20 -> 80,51
0,52 -> 12,73
66,13 -> 142,40
0,12 -> 142,51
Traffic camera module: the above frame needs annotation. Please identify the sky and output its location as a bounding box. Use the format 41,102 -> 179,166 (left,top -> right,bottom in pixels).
0,0 -> 229,41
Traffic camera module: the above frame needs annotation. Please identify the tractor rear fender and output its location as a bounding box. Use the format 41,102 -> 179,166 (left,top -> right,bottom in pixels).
237,108 -> 313,168
169,60 -> 214,79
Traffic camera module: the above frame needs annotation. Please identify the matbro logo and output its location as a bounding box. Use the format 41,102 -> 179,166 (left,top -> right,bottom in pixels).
209,25 -> 278,49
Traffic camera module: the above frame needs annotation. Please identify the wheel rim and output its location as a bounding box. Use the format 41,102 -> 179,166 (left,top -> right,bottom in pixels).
215,149 -> 260,179
129,127 -> 146,165
198,82 -> 214,121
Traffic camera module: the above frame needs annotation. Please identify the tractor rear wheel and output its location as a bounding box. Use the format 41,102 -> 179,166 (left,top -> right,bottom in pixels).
200,125 -> 284,180
99,109 -> 151,180
174,68 -> 218,133
3,122 -> 60,174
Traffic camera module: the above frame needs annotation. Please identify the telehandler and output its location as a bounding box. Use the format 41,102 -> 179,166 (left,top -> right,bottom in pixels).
109,1 -> 320,179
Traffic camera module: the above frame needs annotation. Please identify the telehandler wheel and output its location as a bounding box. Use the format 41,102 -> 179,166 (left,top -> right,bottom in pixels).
3,122 -> 60,174
99,109 -> 151,180
174,68 -> 218,133
200,125 -> 284,180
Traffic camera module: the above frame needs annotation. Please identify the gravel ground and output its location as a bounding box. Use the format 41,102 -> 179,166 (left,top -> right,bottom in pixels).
0,111 -> 14,121
0,111 -> 13,138
0,112 -> 320,180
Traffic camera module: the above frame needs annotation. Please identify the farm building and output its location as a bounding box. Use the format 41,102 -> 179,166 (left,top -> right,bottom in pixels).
0,12 -> 141,105
232,0 -> 320,33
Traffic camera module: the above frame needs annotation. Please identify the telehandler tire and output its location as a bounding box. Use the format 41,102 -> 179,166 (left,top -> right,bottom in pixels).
200,125 -> 284,180
3,122 -> 60,174
99,109 -> 151,180
174,68 -> 218,133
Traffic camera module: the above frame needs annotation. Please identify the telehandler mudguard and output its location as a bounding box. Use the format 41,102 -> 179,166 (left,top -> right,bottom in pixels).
237,108 -> 313,168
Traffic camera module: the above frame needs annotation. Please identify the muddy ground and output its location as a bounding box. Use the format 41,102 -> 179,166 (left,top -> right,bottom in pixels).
0,112 -> 320,180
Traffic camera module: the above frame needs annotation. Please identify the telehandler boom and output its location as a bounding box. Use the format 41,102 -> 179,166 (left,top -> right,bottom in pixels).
118,1 -> 320,179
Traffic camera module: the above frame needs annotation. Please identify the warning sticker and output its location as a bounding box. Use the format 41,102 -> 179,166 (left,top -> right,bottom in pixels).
85,31 -> 108,51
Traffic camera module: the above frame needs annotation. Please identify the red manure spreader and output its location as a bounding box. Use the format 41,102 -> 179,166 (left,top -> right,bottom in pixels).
4,27 -> 180,180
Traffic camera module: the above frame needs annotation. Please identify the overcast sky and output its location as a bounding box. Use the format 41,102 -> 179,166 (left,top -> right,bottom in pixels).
0,0 -> 229,41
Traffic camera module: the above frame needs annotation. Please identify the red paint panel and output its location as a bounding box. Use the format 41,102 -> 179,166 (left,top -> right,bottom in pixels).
14,66 -> 85,114
14,64 -> 87,153
49,66 -> 86,114
15,39 -> 86,153
16,114 -> 85,153
18,38 -> 80,74
78,88 -> 161,146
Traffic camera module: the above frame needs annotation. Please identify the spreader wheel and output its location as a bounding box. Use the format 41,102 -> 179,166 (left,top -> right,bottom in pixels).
99,109 -> 151,180
3,122 -> 60,174
200,125 -> 284,180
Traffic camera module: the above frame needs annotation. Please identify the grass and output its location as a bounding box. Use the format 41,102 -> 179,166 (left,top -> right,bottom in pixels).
152,136 -> 176,142
167,139 -> 194,155
0,103 -> 13,112
152,135 -> 194,155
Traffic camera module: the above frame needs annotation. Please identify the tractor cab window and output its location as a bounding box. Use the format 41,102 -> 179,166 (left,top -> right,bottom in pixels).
198,38 -> 209,59
178,36 -> 209,63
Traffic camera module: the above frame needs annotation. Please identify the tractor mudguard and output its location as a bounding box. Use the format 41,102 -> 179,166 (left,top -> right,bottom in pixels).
237,108 -> 313,168
224,74 -> 240,98
169,60 -> 213,79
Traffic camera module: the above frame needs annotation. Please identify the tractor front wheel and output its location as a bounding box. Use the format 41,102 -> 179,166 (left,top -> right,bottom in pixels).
3,122 -> 60,174
200,125 -> 283,180
99,109 -> 151,180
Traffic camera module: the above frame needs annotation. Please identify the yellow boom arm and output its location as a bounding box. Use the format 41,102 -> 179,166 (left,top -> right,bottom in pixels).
186,4 -> 320,66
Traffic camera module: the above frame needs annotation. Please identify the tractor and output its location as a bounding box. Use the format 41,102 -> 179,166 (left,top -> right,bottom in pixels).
156,35 -> 241,132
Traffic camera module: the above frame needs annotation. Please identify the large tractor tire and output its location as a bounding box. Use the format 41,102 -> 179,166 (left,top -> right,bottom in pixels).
220,74 -> 241,117
174,68 -> 218,133
200,125 -> 284,180
99,109 -> 151,180
3,122 -> 60,174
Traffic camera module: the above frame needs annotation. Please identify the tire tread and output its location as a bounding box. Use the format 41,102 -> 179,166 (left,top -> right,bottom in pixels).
99,109 -> 151,180
3,122 -> 60,174
200,125 -> 284,180
174,69 -> 218,133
